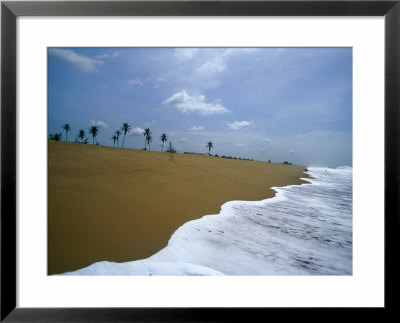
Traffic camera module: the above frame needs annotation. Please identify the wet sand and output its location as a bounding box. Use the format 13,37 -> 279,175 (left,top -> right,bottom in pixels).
48,141 -> 308,274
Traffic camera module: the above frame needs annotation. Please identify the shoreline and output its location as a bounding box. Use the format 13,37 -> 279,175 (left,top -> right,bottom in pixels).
48,141 -> 309,275
64,167 -> 354,276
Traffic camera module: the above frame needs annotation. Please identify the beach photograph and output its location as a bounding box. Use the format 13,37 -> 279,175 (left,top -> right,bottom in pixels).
48,47 -> 352,276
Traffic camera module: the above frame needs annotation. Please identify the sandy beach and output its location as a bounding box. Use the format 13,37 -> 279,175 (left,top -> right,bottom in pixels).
48,141 -> 308,275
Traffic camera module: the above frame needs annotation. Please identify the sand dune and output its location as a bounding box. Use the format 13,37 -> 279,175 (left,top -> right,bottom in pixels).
48,141 -> 308,274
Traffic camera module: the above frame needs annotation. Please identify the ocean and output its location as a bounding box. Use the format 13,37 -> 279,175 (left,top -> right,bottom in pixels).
64,166 -> 353,276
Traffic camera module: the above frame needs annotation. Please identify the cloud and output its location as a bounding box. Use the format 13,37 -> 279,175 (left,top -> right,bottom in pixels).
265,138 -> 273,144
90,120 -> 109,128
175,48 -> 199,62
179,138 -> 190,143
226,120 -> 254,130
188,125 -> 204,131
163,90 -> 229,115
197,48 -> 258,74
128,77 -> 144,86
290,150 -> 295,154
49,48 -> 104,73
198,55 -> 226,74
96,50 -> 120,59
129,127 -> 145,136
234,143 -> 245,147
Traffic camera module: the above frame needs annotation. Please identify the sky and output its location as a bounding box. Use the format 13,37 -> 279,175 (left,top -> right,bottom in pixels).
48,47 -> 352,168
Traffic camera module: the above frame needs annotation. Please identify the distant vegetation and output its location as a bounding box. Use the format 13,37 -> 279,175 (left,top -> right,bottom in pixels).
166,141 -> 176,153
220,155 -> 254,161
49,133 -> 62,141
51,122 -> 295,165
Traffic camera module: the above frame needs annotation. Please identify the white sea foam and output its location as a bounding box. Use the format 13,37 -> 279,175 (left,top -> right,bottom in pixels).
62,166 -> 352,276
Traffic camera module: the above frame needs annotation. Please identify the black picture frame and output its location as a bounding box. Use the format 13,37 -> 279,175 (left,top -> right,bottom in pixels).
1,0 -> 399,321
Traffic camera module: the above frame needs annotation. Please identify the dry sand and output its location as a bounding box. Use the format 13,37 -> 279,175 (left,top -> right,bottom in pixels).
48,141 -> 308,274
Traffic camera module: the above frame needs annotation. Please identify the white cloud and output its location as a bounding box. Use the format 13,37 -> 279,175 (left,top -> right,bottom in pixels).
234,143 -> 245,147
96,54 -> 108,59
265,138 -> 273,144
96,50 -> 120,59
198,55 -> 226,74
290,150 -> 295,154
128,77 -> 144,86
90,120 -> 109,128
163,90 -> 229,116
197,48 -> 258,75
129,127 -> 145,136
49,48 -> 104,73
179,138 -> 190,143
175,48 -> 199,62
226,120 -> 254,130
188,125 -> 204,131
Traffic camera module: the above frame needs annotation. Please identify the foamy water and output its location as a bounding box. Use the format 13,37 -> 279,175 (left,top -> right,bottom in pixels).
63,166 -> 352,276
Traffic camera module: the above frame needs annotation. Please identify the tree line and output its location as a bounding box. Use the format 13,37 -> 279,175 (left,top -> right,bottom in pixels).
49,122 -> 213,154
50,124 -> 294,164
50,124 -> 281,163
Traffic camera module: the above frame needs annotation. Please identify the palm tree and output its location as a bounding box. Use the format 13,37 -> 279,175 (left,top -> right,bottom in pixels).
146,134 -> 152,151
115,130 -> 122,147
143,128 -> 151,150
89,125 -> 98,144
160,133 -> 167,151
207,141 -> 213,154
62,123 -> 71,142
121,122 -> 131,148
78,129 -> 85,143
111,135 -> 117,147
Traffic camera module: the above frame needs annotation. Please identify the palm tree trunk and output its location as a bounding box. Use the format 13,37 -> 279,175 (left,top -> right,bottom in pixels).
122,134 -> 126,148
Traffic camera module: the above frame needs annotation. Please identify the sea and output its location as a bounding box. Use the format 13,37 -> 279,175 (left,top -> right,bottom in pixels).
64,166 -> 353,276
